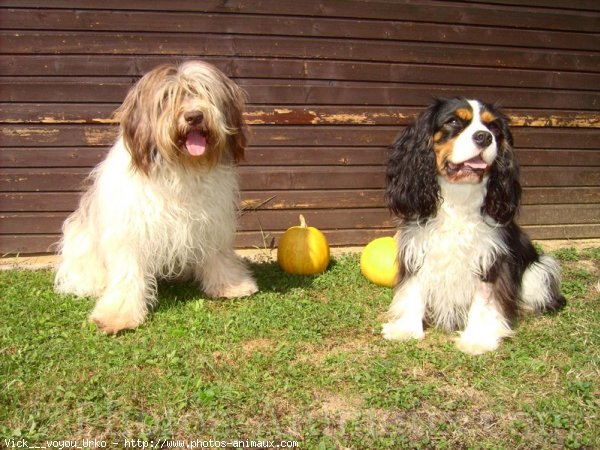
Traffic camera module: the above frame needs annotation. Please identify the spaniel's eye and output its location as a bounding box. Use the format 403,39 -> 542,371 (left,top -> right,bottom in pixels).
487,121 -> 501,135
445,117 -> 461,127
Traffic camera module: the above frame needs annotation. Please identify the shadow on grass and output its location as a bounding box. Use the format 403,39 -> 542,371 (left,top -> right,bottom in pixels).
249,260 -> 338,293
153,259 -> 337,313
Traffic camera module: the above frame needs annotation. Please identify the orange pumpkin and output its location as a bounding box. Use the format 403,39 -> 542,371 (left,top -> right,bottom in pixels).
277,215 -> 330,275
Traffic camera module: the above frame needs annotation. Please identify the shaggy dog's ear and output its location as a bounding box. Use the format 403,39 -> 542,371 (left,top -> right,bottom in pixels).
484,112 -> 521,224
223,80 -> 248,164
385,104 -> 441,222
114,65 -> 177,175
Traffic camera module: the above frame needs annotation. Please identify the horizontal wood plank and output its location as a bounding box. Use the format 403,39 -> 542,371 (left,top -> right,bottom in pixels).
2,204 -> 599,236
0,147 -> 110,168
0,167 -> 389,192
3,187 -> 599,213
515,150 -> 600,166
517,204 -> 600,226
2,10 -> 599,51
519,224 -> 600,240
2,32 -> 599,73
0,235 -> 61,254
2,79 -> 599,110
459,0 -> 600,11
2,104 -> 599,129
2,56 -> 599,92
1,1 -> 598,31
2,125 -> 600,149
0,192 -> 82,212
1,166 -> 599,193
239,224 -> 600,246
4,222 -> 600,255
0,211 -> 401,235
2,147 -> 600,169
518,167 -> 600,188
521,187 -> 600,205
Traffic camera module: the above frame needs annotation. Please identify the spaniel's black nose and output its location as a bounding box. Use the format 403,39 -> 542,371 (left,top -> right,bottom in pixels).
472,130 -> 492,148
184,111 -> 204,126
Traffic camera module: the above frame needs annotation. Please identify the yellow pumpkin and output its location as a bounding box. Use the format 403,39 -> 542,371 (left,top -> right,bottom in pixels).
277,215 -> 330,275
360,236 -> 399,287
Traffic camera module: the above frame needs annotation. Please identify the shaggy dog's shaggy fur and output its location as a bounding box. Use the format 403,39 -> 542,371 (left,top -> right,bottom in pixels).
55,61 -> 258,333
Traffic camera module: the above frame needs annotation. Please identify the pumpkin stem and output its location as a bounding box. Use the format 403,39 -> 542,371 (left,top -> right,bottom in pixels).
299,214 -> 307,228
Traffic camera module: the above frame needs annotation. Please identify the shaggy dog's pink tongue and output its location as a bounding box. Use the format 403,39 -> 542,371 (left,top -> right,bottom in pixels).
186,131 -> 207,156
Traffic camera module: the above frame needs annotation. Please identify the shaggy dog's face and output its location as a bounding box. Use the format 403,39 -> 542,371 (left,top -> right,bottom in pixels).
115,61 -> 247,174
431,98 -> 506,184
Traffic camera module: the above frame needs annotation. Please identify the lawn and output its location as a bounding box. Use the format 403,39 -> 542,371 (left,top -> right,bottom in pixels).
1,247 -> 598,449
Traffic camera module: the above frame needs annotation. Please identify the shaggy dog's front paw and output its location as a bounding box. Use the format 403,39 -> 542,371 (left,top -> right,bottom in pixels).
89,311 -> 141,334
221,278 -> 259,298
205,277 -> 259,299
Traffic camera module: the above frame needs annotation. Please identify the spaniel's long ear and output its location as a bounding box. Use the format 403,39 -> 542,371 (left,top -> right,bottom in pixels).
484,114 -> 521,224
113,65 -> 176,174
385,106 -> 441,221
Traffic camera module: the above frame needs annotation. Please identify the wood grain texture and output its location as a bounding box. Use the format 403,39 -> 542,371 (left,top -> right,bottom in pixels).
0,1 -> 598,254
2,79 -> 599,109
2,166 -> 599,193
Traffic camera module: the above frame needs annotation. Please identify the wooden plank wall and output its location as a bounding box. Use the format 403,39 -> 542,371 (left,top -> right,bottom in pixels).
1,0 -> 599,255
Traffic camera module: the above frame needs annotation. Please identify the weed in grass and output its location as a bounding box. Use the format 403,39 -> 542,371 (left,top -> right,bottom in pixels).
553,247 -> 581,262
581,246 -> 600,261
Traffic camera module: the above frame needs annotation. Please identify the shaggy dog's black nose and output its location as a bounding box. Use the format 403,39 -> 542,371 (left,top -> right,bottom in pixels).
184,111 -> 204,126
473,130 -> 492,148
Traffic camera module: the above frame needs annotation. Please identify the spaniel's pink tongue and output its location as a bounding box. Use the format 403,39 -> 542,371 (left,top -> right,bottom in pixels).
464,155 -> 488,170
186,131 -> 206,156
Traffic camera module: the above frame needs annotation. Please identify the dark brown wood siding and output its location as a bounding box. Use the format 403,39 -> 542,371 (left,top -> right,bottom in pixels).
1,0 -> 599,254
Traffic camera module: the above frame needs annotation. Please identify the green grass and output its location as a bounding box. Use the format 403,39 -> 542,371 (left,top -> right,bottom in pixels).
1,248 -> 598,449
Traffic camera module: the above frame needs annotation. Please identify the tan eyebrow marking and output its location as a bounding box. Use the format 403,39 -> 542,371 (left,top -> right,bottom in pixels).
455,108 -> 473,121
481,110 -> 497,124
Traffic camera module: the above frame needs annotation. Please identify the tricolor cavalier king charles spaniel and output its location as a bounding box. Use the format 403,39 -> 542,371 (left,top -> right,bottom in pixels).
383,98 -> 565,354
55,61 -> 258,333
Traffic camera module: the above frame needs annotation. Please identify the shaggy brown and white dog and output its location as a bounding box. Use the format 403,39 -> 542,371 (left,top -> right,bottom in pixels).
55,61 -> 258,333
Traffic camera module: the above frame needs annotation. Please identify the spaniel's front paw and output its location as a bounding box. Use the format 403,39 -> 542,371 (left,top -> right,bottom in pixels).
382,319 -> 424,341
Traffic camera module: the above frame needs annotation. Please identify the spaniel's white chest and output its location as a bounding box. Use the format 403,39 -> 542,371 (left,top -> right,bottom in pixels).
400,199 -> 506,329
